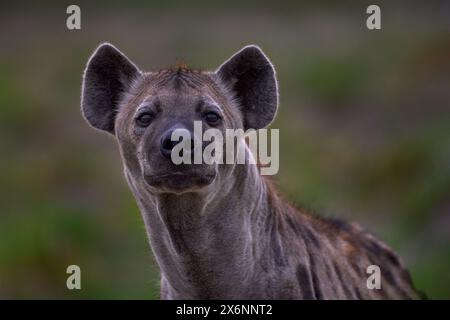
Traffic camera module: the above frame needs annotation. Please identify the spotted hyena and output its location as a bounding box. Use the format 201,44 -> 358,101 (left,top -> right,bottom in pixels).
81,43 -> 420,299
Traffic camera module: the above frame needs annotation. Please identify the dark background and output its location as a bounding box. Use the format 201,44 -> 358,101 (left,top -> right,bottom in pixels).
0,1 -> 449,299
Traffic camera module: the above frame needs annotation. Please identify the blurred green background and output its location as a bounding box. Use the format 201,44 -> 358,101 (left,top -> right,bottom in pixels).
0,1 -> 449,299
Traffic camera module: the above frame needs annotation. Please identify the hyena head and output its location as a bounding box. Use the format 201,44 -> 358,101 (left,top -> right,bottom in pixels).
81,43 -> 278,194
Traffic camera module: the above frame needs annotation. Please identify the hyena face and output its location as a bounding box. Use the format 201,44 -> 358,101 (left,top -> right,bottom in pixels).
81,43 -> 278,194
116,72 -> 241,193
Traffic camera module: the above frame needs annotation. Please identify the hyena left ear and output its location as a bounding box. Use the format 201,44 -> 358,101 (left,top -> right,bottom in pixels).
216,45 -> 278,130
81,43 -> 142,134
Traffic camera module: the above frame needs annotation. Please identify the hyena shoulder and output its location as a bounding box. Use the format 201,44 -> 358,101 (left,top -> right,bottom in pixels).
307,214 -> 420,299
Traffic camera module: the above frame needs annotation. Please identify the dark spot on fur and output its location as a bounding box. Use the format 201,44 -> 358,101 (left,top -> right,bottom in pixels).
334,262 -> 355,299
296,264 -> 316,299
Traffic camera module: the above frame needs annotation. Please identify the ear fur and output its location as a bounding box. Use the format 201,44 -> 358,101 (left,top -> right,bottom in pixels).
216,45 -> 278,130
81,43 -> 142,134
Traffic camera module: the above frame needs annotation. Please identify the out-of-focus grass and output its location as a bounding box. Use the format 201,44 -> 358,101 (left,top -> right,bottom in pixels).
296,57 -> 368,106
0,2 -> 449,299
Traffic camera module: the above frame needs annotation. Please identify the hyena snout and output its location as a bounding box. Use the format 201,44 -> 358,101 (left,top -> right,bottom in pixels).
143,123 -> 217,194
159,125 -> 195,160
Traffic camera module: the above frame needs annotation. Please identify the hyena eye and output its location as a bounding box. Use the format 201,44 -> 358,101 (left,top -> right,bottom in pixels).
136,113 -> 154,127
203,111 -> 221,126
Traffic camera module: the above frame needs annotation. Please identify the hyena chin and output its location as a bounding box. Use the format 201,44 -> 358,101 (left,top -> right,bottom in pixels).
81,43 -> 421,299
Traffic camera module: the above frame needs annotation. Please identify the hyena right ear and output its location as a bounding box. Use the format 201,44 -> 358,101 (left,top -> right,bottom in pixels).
81,43 -> 142,134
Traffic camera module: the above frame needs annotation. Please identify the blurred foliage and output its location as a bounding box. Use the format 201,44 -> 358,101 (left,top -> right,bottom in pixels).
0,1 -> 449,299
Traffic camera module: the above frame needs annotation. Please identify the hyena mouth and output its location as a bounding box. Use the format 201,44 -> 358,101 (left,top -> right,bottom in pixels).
144,172 -> 216,192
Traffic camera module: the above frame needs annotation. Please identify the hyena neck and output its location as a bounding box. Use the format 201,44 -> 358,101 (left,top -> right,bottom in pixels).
127,163 -> 276,299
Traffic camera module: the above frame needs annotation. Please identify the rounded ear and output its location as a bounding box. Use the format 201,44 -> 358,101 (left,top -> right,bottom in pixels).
216,45 -> 278,130
81,43 -> 142,134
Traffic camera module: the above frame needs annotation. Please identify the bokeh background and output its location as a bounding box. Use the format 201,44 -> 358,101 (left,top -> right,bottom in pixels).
0,0 -> 449,299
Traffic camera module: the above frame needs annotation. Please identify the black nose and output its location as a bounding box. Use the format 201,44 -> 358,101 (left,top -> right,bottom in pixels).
160,129 -> 194,159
